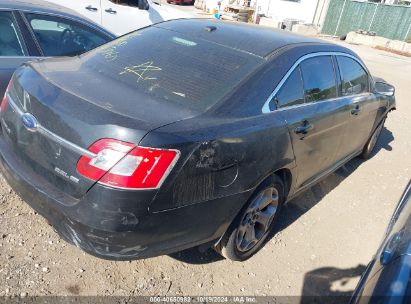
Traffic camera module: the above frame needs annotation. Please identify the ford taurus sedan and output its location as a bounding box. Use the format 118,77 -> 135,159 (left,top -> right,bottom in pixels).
0,19 -> 396,261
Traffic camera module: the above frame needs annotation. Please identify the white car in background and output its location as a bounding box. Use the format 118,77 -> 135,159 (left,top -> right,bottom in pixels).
44,0 -> 190,36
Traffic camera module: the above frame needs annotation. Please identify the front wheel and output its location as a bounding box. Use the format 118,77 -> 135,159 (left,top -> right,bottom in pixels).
360,118 -> 385,159
215,176 -> 284,261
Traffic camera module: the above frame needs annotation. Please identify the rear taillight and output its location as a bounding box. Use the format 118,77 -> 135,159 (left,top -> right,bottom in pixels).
77,138 -> 179,190
1,80 -> 12,112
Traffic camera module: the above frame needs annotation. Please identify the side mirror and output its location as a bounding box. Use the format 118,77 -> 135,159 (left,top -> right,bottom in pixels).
138,0 -> 150,10
375,81 -> 395,97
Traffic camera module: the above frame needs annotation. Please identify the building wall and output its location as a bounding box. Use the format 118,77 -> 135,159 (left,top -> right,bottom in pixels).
255,0 -> 326,24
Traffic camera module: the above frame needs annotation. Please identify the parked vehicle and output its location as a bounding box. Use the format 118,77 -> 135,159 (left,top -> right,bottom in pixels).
167,0 -> 194,6
0,0 -> 115,98
0,19 -> 396,261
351,180 -> 411,303
44,0 -> 189,36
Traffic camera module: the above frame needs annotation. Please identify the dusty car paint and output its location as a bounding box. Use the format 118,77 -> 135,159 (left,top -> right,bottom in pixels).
0,19 -> 396,260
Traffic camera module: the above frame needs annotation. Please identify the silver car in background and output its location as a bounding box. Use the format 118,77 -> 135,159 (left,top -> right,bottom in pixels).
0,0 -> 115,96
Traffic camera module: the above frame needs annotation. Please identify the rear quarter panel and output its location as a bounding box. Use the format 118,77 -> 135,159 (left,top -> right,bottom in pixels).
141,113 -> 294,213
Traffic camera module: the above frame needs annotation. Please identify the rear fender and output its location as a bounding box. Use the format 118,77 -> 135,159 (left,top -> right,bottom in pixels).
141,113 -> 295,213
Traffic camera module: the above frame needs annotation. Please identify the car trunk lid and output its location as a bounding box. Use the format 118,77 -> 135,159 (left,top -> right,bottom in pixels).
0,64 -> 196,200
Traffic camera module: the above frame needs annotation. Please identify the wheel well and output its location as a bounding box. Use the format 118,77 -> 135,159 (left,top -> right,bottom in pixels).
215,167 -> 293,247
273,168 -> 292,200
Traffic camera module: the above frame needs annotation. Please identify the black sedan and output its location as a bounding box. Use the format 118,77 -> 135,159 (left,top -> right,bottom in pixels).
351,180 -> 411,303
0,0 -> 115,97
0,19 -> 396,261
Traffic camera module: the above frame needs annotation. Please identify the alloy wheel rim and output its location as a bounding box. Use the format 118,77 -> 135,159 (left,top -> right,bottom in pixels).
236,187 -> 279,252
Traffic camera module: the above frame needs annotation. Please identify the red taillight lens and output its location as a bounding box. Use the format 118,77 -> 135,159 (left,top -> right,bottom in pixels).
77,139 -> 179,190
1,80 -> 12,112
0,94 -> 7,113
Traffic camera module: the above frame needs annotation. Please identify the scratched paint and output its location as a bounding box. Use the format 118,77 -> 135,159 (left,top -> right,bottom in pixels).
119,61 -> 162,82
100,32 -> 142,61
101,40 -> 127,61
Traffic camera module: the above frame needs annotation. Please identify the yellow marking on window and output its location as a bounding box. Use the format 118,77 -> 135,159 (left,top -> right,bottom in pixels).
119,61 -> 162,82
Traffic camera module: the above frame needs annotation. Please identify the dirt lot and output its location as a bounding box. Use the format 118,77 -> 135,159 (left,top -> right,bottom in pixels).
0,38 -> 410,299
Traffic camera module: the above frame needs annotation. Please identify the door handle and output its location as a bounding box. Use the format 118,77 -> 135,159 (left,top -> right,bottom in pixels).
105,8 -> 117,14
85,5 -> 98,11
351,105 -> 361,115
294,120 -> 314,135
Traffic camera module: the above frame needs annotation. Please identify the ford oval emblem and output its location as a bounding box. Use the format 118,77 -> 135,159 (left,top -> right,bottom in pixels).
21,113 -> 38,132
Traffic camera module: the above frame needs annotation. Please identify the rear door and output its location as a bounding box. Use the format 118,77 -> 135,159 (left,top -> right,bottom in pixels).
101,0 -> 152,35
275,55 -> 351,190
336,55 -> 379,156
44,0 -> 102,26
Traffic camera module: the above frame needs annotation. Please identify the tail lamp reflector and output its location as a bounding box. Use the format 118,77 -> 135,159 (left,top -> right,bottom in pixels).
77,139 -> 179,190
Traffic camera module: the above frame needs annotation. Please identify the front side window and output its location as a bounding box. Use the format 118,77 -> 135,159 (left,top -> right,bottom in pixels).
275,66 -> 304,109
25,13 -> 111,56
300,56 -> 337,103
337,56 -> 369,96
108,0 -> 140,7
0,11 -> 26,56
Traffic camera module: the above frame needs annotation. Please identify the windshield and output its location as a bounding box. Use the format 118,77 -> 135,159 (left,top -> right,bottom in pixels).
82,26 -> 264,112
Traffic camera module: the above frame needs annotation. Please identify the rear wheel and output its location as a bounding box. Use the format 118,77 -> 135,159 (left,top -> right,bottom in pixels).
215,176 -> 284,261
360,118 -> 385,159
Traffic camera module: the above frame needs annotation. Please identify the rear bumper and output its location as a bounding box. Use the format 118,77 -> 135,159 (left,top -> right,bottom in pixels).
0,137 -> 251,260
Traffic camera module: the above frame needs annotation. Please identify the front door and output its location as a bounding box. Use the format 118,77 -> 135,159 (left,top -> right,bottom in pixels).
336,55 -> 381,157
275,55 -> 350,190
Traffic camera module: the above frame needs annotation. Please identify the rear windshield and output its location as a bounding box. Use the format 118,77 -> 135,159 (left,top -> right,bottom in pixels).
82,26 -> 263,112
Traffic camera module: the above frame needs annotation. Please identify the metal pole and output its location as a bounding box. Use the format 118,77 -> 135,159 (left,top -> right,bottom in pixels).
368,3 -> 379,32
404,19 -> 411,41
334,0 -> 347,37
312,0 -> 321,24
316,0 -> 328,27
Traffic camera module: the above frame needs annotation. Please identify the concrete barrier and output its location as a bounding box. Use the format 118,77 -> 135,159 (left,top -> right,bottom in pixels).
346,31 -> 410,55
258,17 -> 281,28
291,24 -> 319,36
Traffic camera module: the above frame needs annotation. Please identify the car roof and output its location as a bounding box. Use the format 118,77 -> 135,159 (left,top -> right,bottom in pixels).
155,19 -> 334,58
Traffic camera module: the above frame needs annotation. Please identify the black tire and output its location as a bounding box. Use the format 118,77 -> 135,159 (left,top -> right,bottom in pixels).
359,118 -> 385,159
214,175 -> 284,261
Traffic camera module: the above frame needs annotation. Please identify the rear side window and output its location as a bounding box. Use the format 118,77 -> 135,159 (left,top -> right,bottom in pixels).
300,56 -> 337,103
0,11 -> 26,56
25,13 -> 111,56
337,56 -> 369,96
275,66 -> 304,109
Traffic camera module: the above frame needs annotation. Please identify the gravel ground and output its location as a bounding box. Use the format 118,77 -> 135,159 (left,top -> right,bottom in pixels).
0,32 -> 410,299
